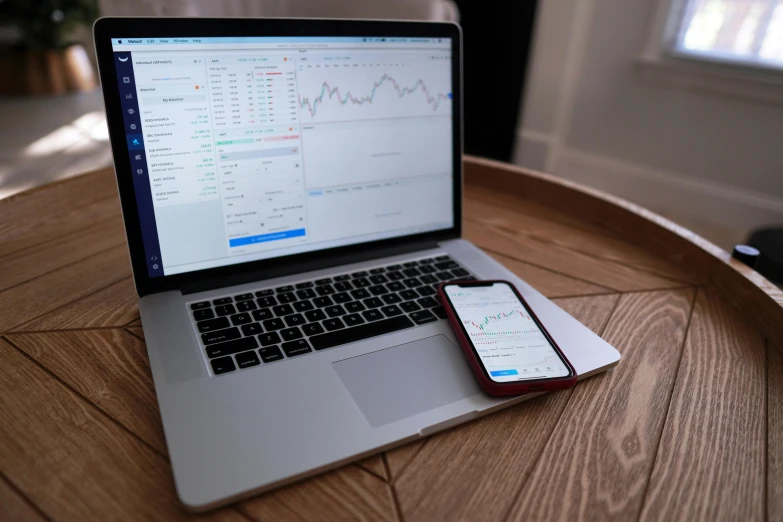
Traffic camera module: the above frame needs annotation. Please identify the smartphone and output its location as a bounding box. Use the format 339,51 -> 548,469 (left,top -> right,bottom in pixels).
439,280 -> 577,396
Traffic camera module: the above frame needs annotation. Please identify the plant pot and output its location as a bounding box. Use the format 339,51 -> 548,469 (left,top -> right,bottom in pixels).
0,44 -> 97,96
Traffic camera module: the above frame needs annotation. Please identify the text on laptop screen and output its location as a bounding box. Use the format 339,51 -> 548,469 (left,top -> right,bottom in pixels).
110,37 -> 454,277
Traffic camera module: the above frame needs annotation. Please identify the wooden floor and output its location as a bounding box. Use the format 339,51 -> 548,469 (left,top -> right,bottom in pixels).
0,166 -> 780,521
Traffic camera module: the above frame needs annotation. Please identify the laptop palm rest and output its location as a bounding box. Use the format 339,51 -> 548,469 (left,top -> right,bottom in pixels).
332,335 -> 480,428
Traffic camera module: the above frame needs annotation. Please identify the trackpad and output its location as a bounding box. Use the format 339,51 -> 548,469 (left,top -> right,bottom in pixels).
332,335 -> 481,427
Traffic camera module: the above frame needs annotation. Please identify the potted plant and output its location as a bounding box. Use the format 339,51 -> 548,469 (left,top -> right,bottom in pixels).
0,0 -> 99,96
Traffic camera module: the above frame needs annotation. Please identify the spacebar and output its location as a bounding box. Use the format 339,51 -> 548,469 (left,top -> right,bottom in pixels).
310,316 -> 415,351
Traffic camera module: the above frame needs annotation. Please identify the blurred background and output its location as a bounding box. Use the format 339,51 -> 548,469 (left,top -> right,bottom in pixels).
0,0 -> 782,257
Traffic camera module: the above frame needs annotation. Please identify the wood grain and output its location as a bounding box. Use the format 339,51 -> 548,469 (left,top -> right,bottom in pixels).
385,440 -> 428,482
465,219 -> 686,292
0,339 -> 246,522
15,277 -> 139,331
0,473 -> 47,522
6,330 -> 165,455
769,343 -> 783,522
640,287 -> 766,521
0,245 -> 130,332
356,456 -> 388,482
394,293 -> 619,522
487,250 -> 612,298
507,289 -> 694,521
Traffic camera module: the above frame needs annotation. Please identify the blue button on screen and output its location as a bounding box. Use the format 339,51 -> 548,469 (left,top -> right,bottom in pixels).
229,228 -> 306,247
490,369 -> 519,377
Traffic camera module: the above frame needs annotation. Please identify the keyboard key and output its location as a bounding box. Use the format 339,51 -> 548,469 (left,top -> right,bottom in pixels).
410,310 -> 437,325
302,322 -> 325,336
386,264 -> 402,270
403,261 -> 419,268
305,309 -> 327,322
236,300 -> 257,312
272,304 -> 294,316
215,304 -> 236,316
213,297 -> 233,306
241,322 -> 263,336
313,296 -> 333,308
435,255 -> 451,261
295,281 -> 314,289
235,293 -> 253,301
252,308 -> 273,321
382,293 -> 402,304
403,268 -> 421,277
326,305 -> 346,317
362,309 -> 384,322
197,317 -> 230,333
294,300 -> 314,312
345,301 -> 366,313
257,296 -> 278,307
417,286 -> 436,297
369,274 -> 388,284
452,268 -> 470,277
420,274 -> 438,284
255,289 -> 274,297
350,288 -> 370,300
284,313 -> 306,327
278,292 -> 297,304
282,339 -> 312,357
334,281 -> 353,292
344,313 -> 365,327
404,278 -> 422,288
193,308 -> 215,321
310,316 -> 414,350
387,281 -> 405,292
202,327 -> 241,345
191,301 -> 210,310
258,332 -> 282,346
400,290 -> 419,301
334,274 -> 351,282
351,270 -> 368,278
419,258 -> 435,264
211,356 -> 236,375
419,265 -> 437,274
323,318 -> 346,331
235,350 -> 261,369
315,278 -> 333,285
352,277 -> 370,288
259,345 -> 284,363
433,306 -> 447,319
418,297 -> 439,308
276,285 -> 295,293
332,292 -> 353,304
369,285 -> 388,296
281,327 -> 303,341
262,318 -> 285,331
316,285 -> 335,296
206,336 -> 258,358
381,305 -> 403,317
436,271 -> 453,281
435,260 -> 460,270
400,301 -> 421,313
387,271 -> 404,281
296,288 -> 316,300
369,268 -> 386,274
363,297 -> 383,309
230,313 -> 252,325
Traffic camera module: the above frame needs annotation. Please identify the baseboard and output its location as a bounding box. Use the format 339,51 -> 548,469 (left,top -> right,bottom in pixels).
513,139 -> 783,233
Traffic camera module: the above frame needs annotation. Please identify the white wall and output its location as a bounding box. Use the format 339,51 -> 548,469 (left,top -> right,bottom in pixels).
515,0 -> 783,238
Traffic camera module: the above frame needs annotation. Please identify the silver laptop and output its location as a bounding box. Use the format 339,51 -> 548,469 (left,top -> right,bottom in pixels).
94,17 -> 620,511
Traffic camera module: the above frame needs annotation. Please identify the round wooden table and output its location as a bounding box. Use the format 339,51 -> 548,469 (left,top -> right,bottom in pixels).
1,156 -> 781,521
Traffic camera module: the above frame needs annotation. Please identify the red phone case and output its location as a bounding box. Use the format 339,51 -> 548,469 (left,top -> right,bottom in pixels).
438,280 -> 578,396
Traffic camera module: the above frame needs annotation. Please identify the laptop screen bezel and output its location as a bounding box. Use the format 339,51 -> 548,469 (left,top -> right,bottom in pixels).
94,17 -> 462,297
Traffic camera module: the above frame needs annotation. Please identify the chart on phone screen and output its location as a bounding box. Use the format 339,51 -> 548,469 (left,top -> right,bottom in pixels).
446,284 -> 571,382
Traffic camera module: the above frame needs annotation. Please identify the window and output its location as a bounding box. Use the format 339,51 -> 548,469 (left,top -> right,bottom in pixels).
669,0 -> 783,70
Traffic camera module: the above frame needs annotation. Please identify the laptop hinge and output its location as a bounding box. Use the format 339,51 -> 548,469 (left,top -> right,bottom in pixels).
180,240 -> 441,295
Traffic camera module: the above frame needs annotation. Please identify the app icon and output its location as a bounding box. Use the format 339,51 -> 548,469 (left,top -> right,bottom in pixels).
130,124 -> 137,130
132,138 -> 140,145
127,108 -> 135,115
123,77 -> 130,83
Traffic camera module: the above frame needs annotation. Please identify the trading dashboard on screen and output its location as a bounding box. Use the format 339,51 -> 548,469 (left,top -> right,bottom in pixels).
111,37 -> 454,277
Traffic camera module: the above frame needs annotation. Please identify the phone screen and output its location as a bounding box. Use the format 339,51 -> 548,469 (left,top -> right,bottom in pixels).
444,282 -> 572,383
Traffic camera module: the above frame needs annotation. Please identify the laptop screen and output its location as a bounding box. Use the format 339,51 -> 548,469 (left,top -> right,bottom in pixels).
110,36 -> 455,277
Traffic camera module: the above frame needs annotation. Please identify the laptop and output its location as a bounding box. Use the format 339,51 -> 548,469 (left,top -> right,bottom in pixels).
94,17 -> 620,511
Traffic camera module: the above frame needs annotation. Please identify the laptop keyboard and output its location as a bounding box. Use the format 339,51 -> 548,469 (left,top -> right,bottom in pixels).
187,256 -> 475,375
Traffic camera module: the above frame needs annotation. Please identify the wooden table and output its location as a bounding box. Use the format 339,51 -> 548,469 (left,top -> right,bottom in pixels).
1,156 -> 782,521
